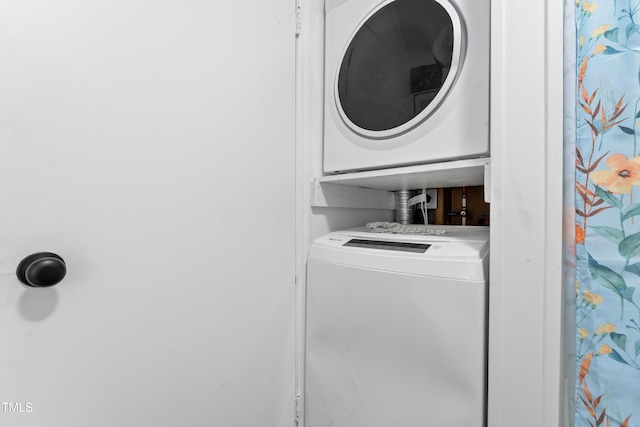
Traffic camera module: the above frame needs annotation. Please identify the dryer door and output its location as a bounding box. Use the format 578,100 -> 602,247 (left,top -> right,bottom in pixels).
335,0 -> 464,138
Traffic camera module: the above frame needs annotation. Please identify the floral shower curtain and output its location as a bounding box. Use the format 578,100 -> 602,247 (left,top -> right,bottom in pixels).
572,1 -> 640,426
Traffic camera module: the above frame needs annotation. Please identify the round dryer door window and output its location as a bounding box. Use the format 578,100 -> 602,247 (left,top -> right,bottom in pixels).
336,0 -> 464,138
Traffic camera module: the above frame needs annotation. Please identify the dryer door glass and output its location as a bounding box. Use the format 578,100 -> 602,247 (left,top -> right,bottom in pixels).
337,0 -> 462,137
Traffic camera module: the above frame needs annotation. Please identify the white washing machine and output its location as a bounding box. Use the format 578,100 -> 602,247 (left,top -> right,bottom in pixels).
305,226 -> 489,426
323,0 -> 490,173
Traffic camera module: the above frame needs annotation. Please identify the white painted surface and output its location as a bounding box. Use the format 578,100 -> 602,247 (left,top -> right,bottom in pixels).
489,0 -> 564,426
0,2 -> 296,426
315,157 -> 489,191
311,182 -> 395,209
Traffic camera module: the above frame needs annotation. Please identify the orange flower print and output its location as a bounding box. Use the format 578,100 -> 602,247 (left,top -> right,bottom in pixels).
575,224 -> 586,244
582,0 -> 598,14
598,344 -> 613,355
579,353 -> 593,385
595,323 -> 616,335
591,25 -> 609,38
591,154 -> 640,193
578,57 -> 589,89
579,328 -> 589,341
583,290 -> 604,306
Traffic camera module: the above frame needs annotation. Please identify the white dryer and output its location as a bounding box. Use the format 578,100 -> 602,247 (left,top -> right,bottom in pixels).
305,226 -> 489,426
323,0 -> 490,173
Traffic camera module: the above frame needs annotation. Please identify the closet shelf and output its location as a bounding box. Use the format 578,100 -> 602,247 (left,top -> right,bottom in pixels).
311,157 -> 491,209
316,157 -> 490,191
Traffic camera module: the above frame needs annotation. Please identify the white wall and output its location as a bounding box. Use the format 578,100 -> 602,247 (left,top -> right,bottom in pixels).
0,2 -> 297,426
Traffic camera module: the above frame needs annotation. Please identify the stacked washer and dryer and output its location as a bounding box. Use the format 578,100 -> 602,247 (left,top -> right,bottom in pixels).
306,0 -> 490,426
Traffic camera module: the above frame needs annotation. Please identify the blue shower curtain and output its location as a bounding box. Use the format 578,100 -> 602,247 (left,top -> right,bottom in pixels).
572,1 -> 640,426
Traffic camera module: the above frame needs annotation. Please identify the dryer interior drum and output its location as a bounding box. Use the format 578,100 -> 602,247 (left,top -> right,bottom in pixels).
337,0 -> 462,136
324,0 -> 490,172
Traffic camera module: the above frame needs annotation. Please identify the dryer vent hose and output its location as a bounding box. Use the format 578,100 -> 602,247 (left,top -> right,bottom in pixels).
395,190 -> 412,224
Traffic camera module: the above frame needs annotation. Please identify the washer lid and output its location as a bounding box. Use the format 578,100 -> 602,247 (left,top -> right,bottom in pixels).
335,0 -> 465,139
309,228 -> 489,281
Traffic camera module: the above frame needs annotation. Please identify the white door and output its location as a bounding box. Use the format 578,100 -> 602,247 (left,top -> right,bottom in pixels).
0,2 -> 296,426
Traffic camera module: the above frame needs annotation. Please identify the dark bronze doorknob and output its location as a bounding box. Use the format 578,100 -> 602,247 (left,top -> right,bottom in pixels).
17,252 -> 66,287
